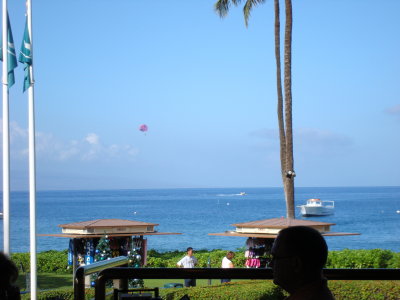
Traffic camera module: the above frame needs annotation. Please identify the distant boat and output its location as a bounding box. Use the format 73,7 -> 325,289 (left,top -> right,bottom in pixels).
297,199 -> 334,217
239,192 -> 246,196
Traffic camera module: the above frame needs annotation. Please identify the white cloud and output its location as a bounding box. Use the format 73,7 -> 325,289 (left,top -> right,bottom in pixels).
85,133 -> 99,145
0,119 -> 139,162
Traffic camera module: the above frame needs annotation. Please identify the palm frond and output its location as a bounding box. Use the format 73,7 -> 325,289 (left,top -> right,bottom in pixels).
214,0 -> 232,18
231,0 -> 244,5
243,0 -> 266,27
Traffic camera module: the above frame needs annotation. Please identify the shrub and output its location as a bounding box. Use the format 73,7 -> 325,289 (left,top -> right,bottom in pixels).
387,252 -> 400,269
146,249 -> 247,268
10,248 -> 400,276
326,249 -> 395,269
20,288 -> 107,300
16,279 -> 400,300
329,280 -> 400,300
12,250 -> 71,274
160,280 -> 284,300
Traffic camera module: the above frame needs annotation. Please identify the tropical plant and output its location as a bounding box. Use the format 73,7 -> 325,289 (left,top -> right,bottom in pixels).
214,0 -> 296,218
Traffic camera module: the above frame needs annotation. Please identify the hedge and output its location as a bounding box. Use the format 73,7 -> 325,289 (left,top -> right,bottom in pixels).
12,250 -> 72,275
20,288 -> 93,300
161,280 -> 400,300
326,249 -> 397,269
18,280 -> 400,300
11,249 -> 400,275
160,280 -> 284,300
146,249 -> 247,268
148,248 -> 400,269
329,280 -> 400,300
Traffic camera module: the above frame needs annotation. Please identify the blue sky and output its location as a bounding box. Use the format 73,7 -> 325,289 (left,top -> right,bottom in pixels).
1,0 -> 399,190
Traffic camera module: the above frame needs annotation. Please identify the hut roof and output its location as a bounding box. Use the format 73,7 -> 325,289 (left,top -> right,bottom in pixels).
208,231 -> 359,238
38,232 -> 181,238
232,218 -> 335,228
58,219 -> 158,229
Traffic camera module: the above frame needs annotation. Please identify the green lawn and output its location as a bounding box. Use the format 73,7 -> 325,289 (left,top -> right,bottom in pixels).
16,273 -> 227,291
16,273 -> 74,290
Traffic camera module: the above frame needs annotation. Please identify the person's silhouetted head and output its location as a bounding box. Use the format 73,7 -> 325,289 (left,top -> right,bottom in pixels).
0,252 -> 20,299
271,226 -> 329,294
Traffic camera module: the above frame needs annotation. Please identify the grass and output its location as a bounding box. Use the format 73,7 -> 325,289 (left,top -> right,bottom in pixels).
16,273 -> 74,290
16,273 -> 228,291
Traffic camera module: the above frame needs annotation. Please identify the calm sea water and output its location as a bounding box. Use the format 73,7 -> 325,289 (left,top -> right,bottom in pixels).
1,187 -> 400,253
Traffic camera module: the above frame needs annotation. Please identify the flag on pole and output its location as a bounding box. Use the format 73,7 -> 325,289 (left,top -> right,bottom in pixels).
0,14 -> 18,87
19,17 -> 33,92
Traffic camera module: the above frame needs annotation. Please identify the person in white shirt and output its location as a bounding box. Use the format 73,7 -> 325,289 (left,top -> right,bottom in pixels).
221,251 -> 235,283
177,247 -> 198,287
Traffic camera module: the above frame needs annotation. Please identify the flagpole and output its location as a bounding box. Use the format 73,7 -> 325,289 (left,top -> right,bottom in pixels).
26,0 -> 37,297
2,0 -> 11,256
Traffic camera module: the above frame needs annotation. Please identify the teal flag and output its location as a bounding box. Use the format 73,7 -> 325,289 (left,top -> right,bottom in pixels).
0,14 -> 18,87
19,17 -> 33,92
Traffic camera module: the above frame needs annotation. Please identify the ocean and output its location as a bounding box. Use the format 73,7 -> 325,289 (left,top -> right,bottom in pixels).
1,186 -> 399,253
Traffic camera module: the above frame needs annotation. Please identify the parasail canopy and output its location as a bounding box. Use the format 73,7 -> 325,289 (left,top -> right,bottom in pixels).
139,124 -> 148,132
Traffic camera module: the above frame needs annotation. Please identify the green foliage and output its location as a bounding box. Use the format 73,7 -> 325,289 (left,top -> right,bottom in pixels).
326,249 -> 395,269
161,280 -> 284,300
16,280 -> 400,300
10,248 -> 400,277
387,252 -> 400,268
146,249 -> 247,268
11,252 -> 30,272
20,288 -> 94,300
161,280 -> 400,300
11,250 -> 71,275
329,281 -> 400,300
37,251 -> 71,274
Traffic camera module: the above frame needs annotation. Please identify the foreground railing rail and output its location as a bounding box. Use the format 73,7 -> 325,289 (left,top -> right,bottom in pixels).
74,256 -> 129,300
90,267 -> 400,300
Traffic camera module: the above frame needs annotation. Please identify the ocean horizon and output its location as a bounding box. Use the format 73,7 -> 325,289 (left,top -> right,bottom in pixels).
1,186 -> 400,253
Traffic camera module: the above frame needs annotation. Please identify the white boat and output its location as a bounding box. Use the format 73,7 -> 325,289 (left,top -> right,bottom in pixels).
239,192 -> 246,196
297,199 -> 334,217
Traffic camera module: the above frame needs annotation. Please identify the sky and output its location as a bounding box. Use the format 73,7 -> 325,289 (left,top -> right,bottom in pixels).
1,0 -> 399,191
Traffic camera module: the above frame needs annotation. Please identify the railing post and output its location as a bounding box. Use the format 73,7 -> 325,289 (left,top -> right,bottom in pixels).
95,274 -> 106,300
74,266 -> 85,300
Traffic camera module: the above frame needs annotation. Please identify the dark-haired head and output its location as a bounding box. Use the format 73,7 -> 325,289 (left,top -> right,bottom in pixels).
275,226 -> 328,273
0,252 -> 19,288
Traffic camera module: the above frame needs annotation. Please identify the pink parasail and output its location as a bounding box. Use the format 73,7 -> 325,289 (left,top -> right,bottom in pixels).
139,124 -> 148,132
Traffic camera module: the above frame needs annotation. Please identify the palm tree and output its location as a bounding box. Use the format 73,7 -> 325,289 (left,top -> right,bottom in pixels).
214,0 -> 295,218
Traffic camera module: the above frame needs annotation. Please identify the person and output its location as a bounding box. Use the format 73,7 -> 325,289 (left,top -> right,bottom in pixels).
177,247 -> 198,287
221,251 -> 234,283
0,252 -> 21,300
270,226 -> 335,300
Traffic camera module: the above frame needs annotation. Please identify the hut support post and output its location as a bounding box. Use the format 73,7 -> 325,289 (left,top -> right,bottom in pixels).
72,239 -> 78,288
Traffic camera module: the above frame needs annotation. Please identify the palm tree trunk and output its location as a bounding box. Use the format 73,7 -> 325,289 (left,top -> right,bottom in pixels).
284,0 -> 295,219
275,0 -> 286,193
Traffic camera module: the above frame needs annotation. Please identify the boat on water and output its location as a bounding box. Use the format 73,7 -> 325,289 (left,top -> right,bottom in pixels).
239,192 -> 246,196
297,199 -> 334,217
